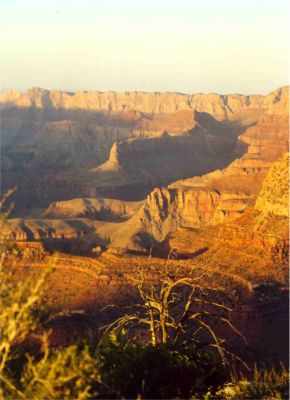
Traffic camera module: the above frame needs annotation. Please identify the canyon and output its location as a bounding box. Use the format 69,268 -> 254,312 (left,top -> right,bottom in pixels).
1,85 -> 289,364
1,86 -> 287,208
2,85 -> 288,253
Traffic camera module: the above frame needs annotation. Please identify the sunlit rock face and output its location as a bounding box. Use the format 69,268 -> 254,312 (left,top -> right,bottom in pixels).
255,153 -> 289,218
168,153 -> 289,283
0,86 -> 271,118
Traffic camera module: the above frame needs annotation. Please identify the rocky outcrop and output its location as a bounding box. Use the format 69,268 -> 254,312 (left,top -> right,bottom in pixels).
141,188 -> 220,240
6,150 -> 288,257
170,207 -> 288,277
42,197 -> 143,221
168,152 -> 289,281
255,153 -> 289,217
5,156 -> 288,256
135,187 -> 251,243
3,218 -> 96,242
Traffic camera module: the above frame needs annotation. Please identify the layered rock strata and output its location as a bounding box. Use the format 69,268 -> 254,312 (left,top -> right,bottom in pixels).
1,86 -> 286,119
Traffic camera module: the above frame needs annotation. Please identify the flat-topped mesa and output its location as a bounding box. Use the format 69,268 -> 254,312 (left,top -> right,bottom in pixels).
3,217 -> 96,242
42,197 -> 143,220
1,85 -> 288,120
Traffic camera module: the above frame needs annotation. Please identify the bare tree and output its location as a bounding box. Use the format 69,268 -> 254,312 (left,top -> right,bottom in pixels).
103,265 -> 247,367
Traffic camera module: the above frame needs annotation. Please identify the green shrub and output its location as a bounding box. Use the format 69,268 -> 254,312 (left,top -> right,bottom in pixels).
96,331 -> 225,399
214,364 -> 289,400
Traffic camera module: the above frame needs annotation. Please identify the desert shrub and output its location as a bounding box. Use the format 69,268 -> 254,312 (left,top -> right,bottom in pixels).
214,364 -> 289,400
96,331 -> 225,399
21,339 -> 100,400
0,193 -> 101,399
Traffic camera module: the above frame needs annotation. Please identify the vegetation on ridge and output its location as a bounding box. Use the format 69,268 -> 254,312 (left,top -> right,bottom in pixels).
1,194 -> 289,399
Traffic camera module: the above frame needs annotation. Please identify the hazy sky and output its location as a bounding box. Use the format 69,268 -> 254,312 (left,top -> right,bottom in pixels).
0,0 -> 289,94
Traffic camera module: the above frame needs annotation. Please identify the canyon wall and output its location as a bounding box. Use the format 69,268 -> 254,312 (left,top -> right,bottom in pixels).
1,86 -> 285,119
255,153 -> 289,217
169,154 -> 289,271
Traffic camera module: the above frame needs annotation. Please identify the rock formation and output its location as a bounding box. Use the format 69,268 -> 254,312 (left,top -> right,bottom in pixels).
42,197 -> 143,220
169,154 -> 289,283
2,95 -> 251,209
255,153 -> 289,217
2,85 -> 288,258
0,86 -> 278,119
127,89 -> 288,246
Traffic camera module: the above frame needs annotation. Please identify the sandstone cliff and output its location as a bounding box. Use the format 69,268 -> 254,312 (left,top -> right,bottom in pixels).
255,153 -> 289,217
1,86 -> 282,119
169,153 -> 289,272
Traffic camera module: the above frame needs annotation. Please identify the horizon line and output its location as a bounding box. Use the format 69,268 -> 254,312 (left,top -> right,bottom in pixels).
1,84 -> 289,98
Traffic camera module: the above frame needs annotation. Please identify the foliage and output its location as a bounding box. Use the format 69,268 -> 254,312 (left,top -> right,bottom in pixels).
96,331 -> 225,399
21,338 -> 100,400
214,364 -> 289,400
0,193 -> 101,399
0,261 -> 48,398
